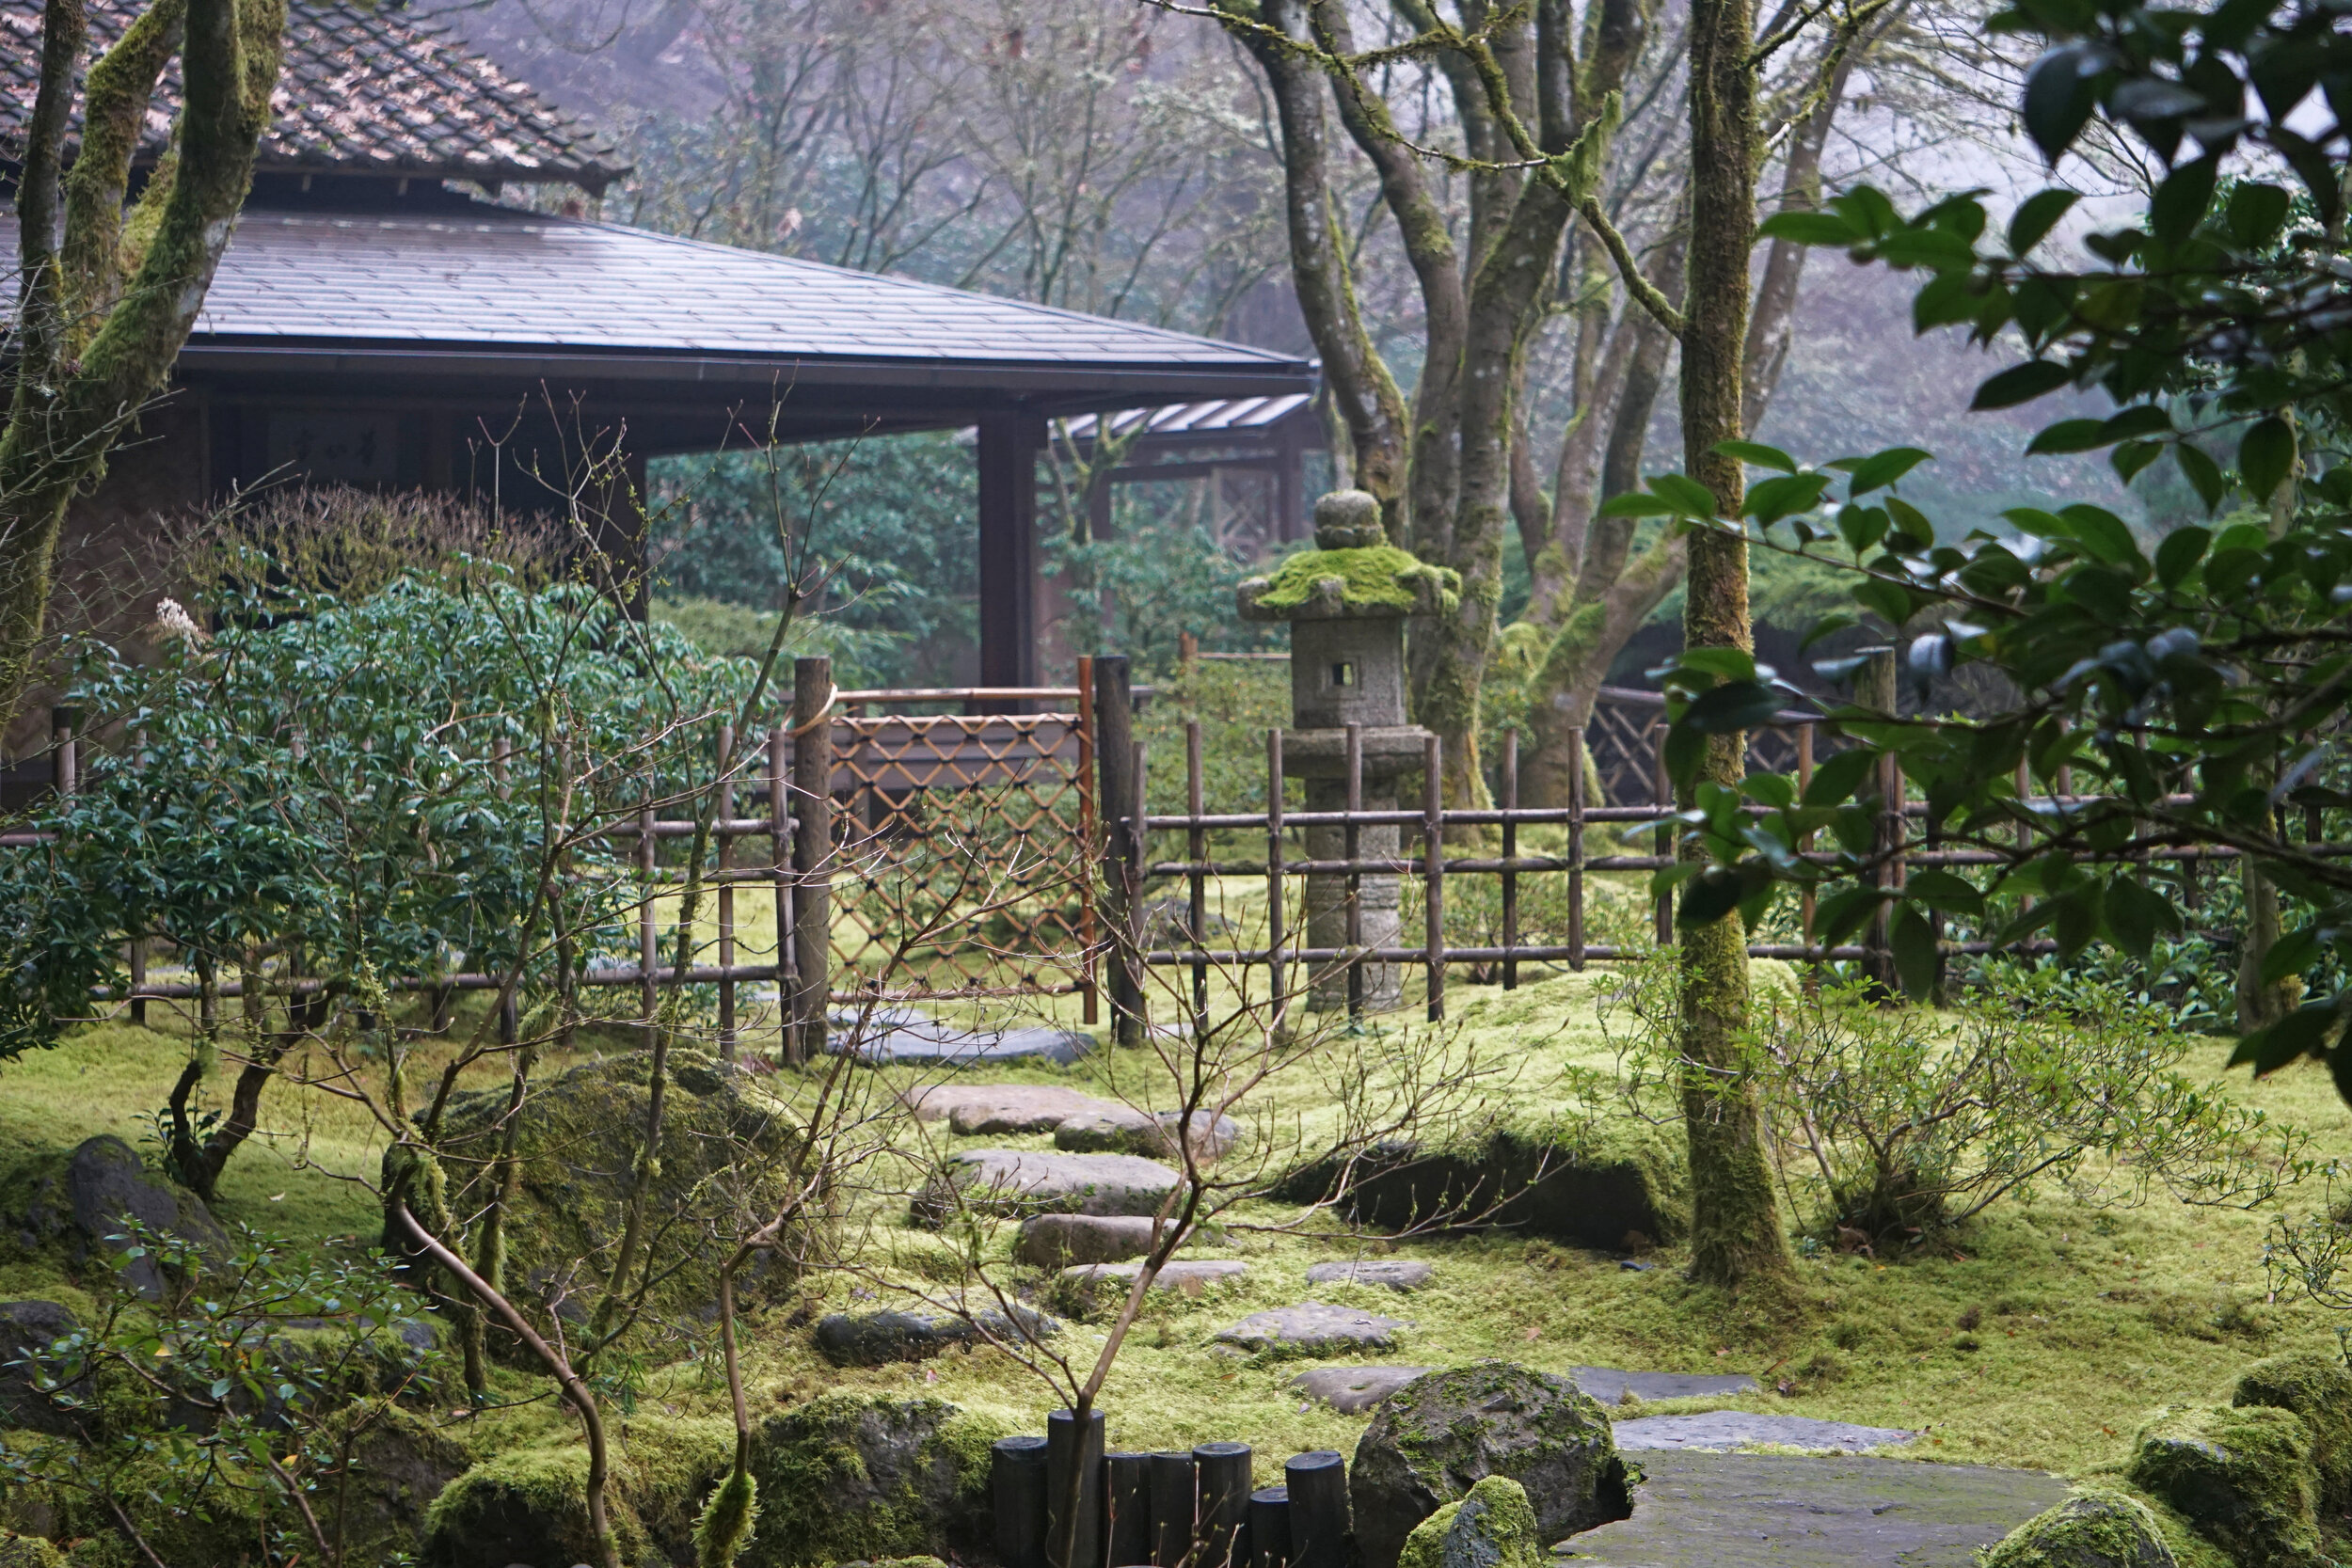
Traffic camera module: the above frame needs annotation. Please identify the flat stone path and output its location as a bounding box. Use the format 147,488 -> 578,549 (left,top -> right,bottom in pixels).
1215,1302 -> 1406,1354
834,1006 -> 1093,1065
1305,1260 -> 1433,1291
1555,1452 -> 2070,1565
1572,1366 -> 1759,1406
1613,1412 -> 1916,1452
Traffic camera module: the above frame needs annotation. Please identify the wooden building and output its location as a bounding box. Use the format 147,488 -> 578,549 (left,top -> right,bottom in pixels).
0,0 -> 1315,699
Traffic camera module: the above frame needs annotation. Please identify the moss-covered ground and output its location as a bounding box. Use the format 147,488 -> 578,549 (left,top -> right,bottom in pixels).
7,940 -> 2351,1501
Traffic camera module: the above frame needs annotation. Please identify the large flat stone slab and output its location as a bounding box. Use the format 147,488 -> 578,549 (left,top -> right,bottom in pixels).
1572,1367 -> 1759,1406
912,1149 -> 1179,1225
1613,1412 -> 1916,1452
1014,1213 -> 1211,1267
834,1006 -> 1093,1066
1215,1302 -> 1406,1354
1306,1260 -> 1434,1291
1554,1451 -> 2071,1565
1291,1364 -> 1435,1414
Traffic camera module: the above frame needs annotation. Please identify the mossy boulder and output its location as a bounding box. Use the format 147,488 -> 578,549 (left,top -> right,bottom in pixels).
1980,1487 -> 2232,1568
423,1415 -> 729,1568
1351,1362 -> 1628,1568
1396,1475 -> 1547,1568
2234,1350 -> 2352,1516
2126,1402 -> 2320,1567
1283,1118 -> 1685,1250
743,1393 -> 1007,1568
427,1051 -> 810,1336
0,1535 -> 67,1568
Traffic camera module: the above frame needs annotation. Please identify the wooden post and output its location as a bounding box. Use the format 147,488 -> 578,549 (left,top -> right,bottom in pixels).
1106,1451 -> 1152,1568
1283,1451 -> 1348,1568
1046,1407 -> 1105,1568
1076,656 -> 1099,1025
790,657 -> 834,1065
1093,657 -> 1141,1047
1194,1442 -> 1252,1568
639,787 -> 658,1050
1565,727 -> 1583,974
1148,1450 -> 1197,1568
1266,729 -> 1287,1031
1423,734 -> 1443,1022
993,1435 -> 1051,1568
716,723 -> 737,1062
1653,725 -> 1674,944
1187,720 -> 1208,1037
1343,723 -> 1364,1020
771,726 -> 792,1058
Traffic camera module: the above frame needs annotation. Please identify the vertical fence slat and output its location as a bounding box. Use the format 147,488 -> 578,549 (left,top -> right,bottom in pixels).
790,657 -> 834,1065
1266,728 -> 1286,1029
1565,726 -> 1582,974
1502,729 -> 1521,989
1652,726 -> 1674,944
1076,655 -> 1099,1027
716,723 -> 737,1063
771,726 -> 792,1057
1187,720 -> 1208,1037
1343,722 -> 1363,1021
1423,734 -> 1443,1022
1093,657 -> 1140,1048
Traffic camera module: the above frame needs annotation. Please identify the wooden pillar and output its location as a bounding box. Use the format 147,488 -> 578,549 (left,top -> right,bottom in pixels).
978,411 -> 1041,692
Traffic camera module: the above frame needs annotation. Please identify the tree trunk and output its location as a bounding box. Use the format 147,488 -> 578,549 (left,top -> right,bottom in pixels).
1675,0 -> 1792,1291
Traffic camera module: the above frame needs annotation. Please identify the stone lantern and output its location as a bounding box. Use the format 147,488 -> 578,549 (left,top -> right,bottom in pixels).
1236,490 -> 1458,1012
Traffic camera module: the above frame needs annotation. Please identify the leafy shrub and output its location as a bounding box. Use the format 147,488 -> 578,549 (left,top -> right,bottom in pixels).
1605,958 -> 2311,1244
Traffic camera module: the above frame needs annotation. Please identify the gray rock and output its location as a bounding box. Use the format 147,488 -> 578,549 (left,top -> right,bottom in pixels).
814,1307 -> 1058,1367
1305,1260 -> 1433,1291
1056,1108 -> 1241,1161
1216,1302 -> 1406,1356
834,1006 -> 1092,1065
1612,1412 -> 1916,1451
1056,1259 -> 1247,1314
1014,1213 -> 1210,1267
1562,1451 -> 2073,1567
0,1300 -> 83,1434
62,1135 -> 229,1299
947,1087 -> 1120,1135
912,1149 -> 1179,1225
1349,1361 -> 1626,1568
1291,1364 -> 1436,1415
1571,1367 -> 1758,1406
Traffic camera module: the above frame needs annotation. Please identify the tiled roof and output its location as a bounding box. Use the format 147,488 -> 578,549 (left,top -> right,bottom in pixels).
0,0 -> 627,190
0,202 -> 1314,402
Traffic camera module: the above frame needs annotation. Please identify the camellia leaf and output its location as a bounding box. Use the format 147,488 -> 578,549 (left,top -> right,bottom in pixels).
2008,187 -> 2080,255
2238,415 -> 2296,502
1973,359 -> 2074,410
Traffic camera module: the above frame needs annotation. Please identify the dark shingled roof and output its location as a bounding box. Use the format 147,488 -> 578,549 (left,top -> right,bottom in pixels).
0,202 -> 1316,410
0,0 -> 627,191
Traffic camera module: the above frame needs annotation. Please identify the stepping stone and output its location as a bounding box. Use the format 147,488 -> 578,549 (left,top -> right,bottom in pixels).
1056,1108 -> 1241,1160
812,1305 -> 1057,1367
1555,1451 -> 2071,1566
1015,1213 -> 1213,1267
1057,1259 -> 1248,1312
1571,1366 -> 1758,1406
1214,1302 -> 1406,1355
1305,1260 -> 1433,1291
911,1149 -> 1179,1225
1290,1364 -> 1435,1414
1612,1412 -> 1916,1452
834,1006 -> 1093,1066
951,1088 -> 1121,1135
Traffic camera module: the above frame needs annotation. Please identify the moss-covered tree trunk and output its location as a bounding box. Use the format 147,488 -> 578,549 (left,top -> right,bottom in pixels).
1674,0 -> 1793,1291
0,0 -> 284,706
